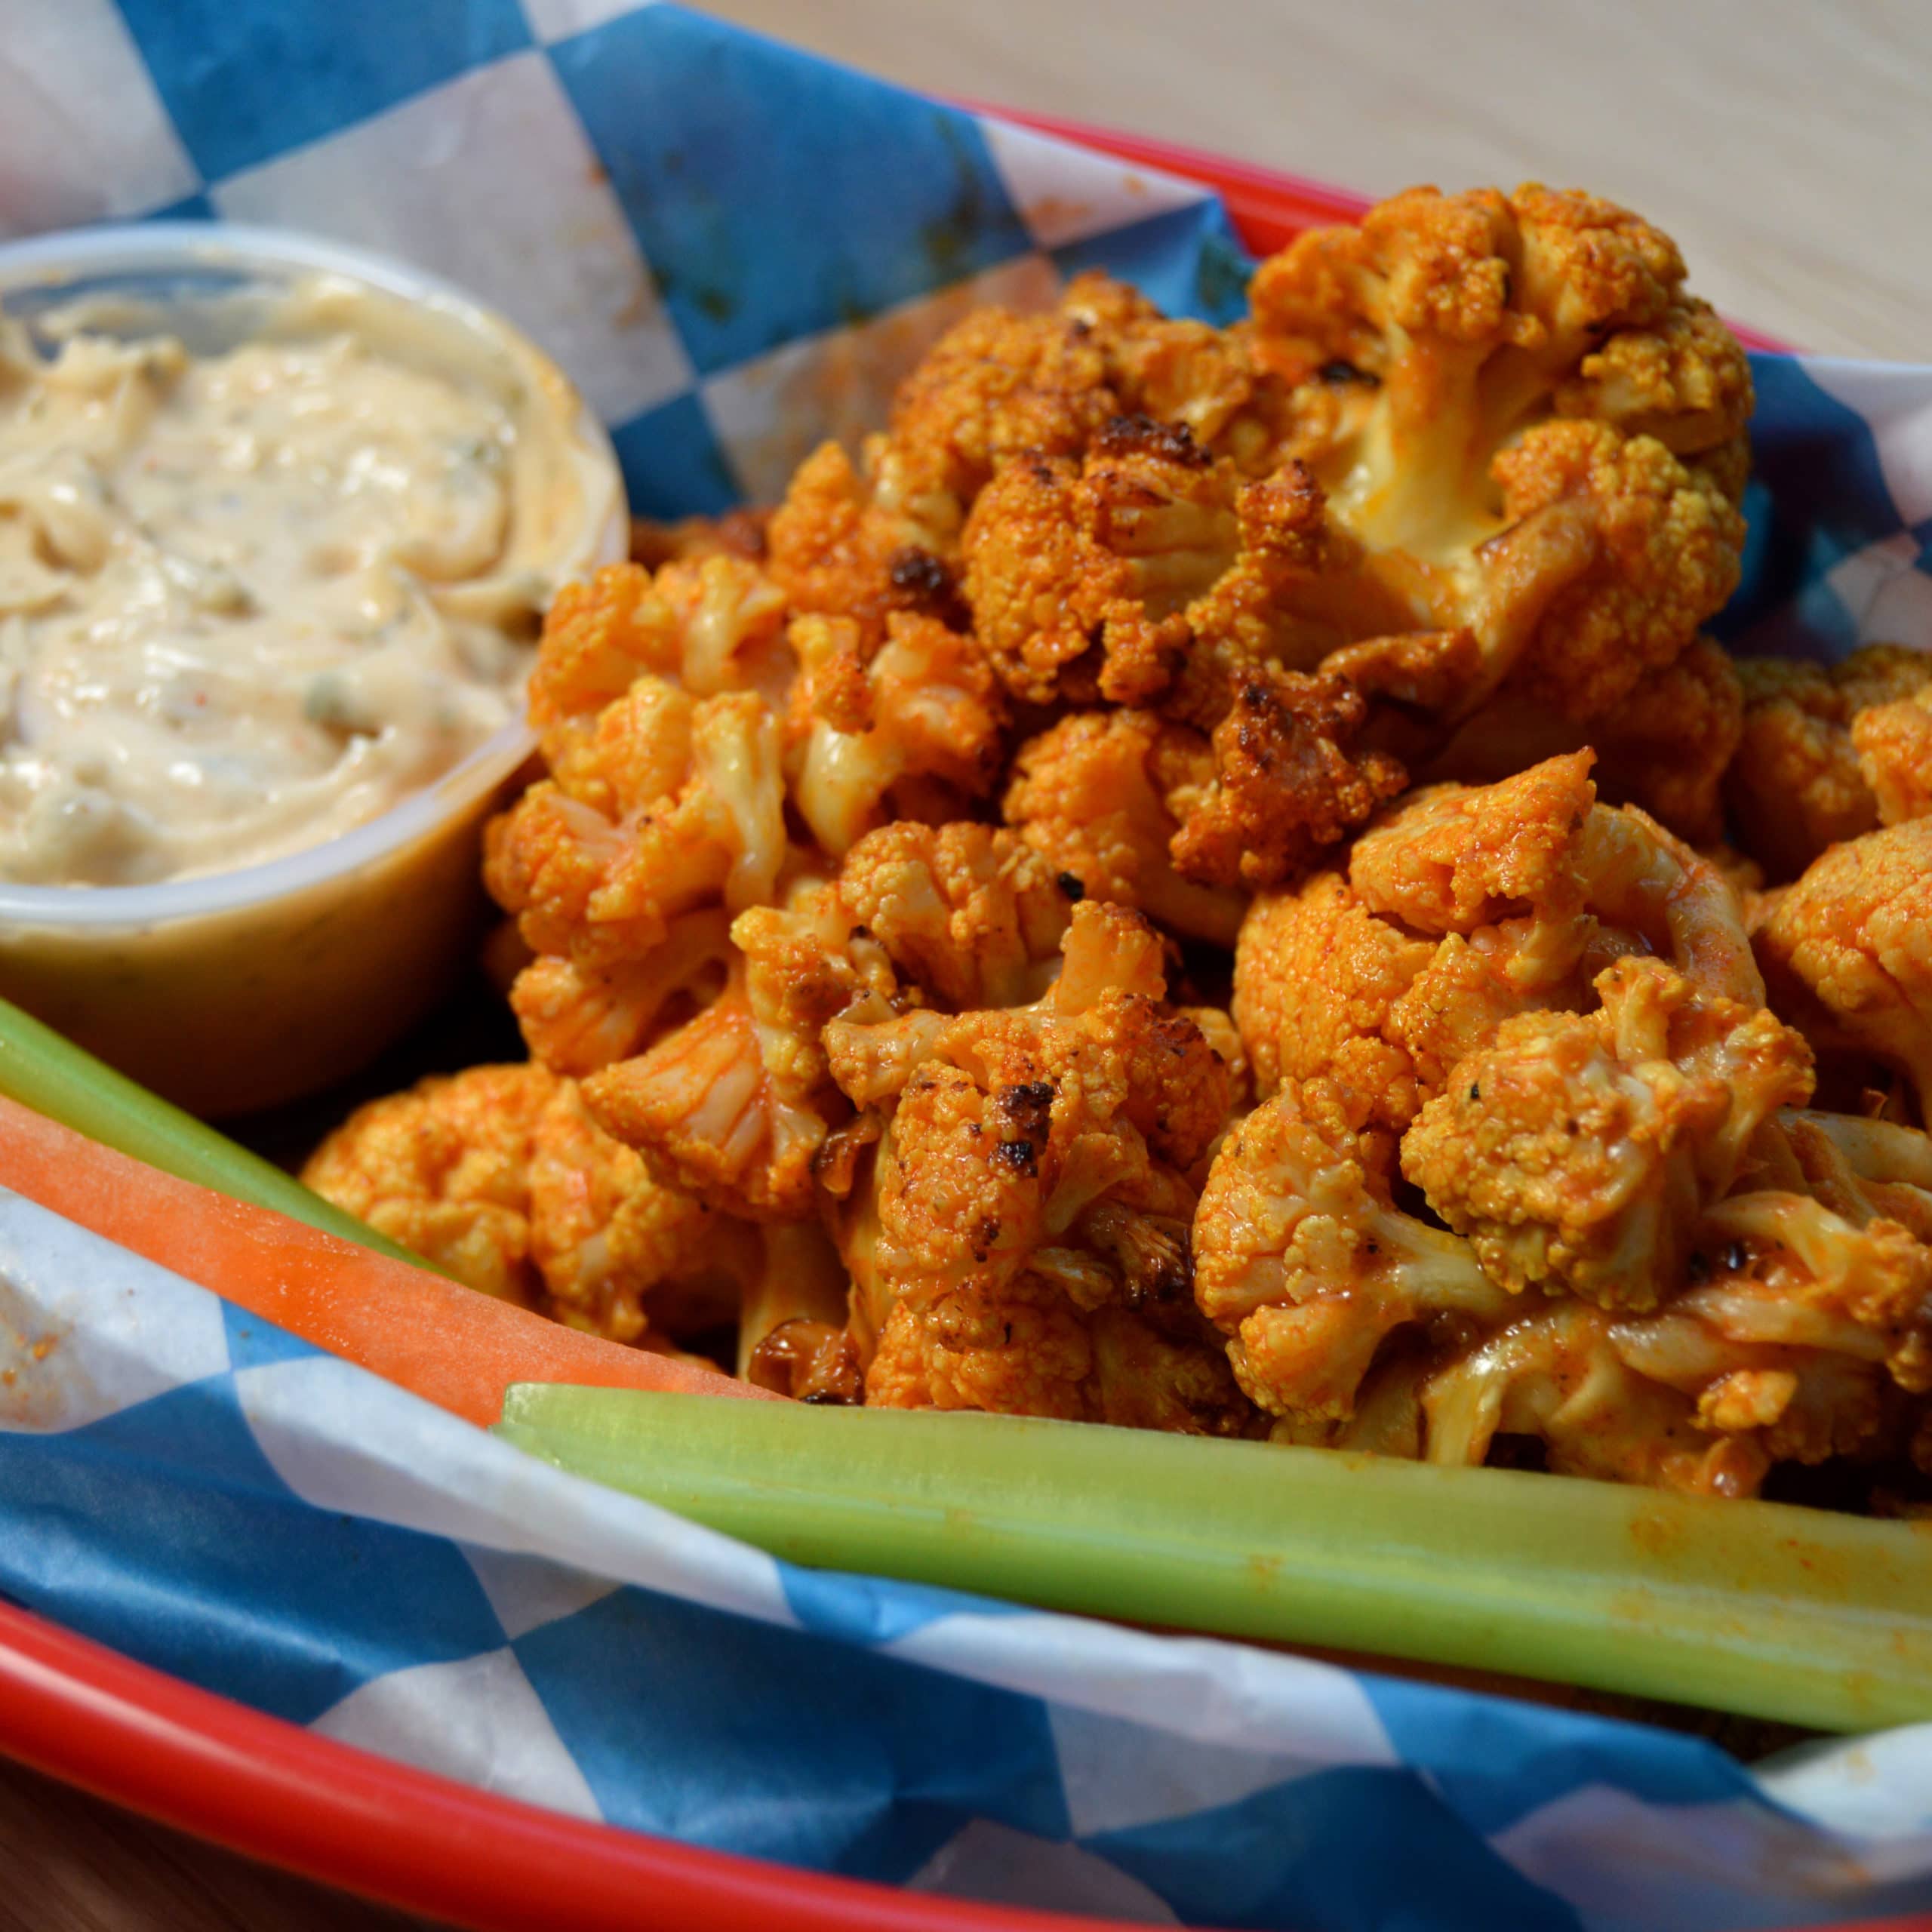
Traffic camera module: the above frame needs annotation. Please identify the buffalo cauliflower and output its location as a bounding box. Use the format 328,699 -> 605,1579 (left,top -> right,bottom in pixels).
1424,1108 -> 1932,1494
1854,681 -> 1932,828
494,558 -> 1039,1139
1724,646 -> 1932,881
580,823 -> 1075,1218
487,560 -> 796,970
1417,634 -> 1743,844
821,900 -> 1250,1429
964,440 -> 1411,893
960,420 -> 1413,713
1166,668 -> 1407,890
486,681 -> 790,970
958,417 -> 1237,707
528,556 -> 791,723
1192,1076 -> 1514,1425
1002,709 -> 1245,945
874,270 -> 1306,556
302,1063 -> 754,1344
1418,1299 -> 1777,1494
1059,269 -> 1306,472
1232,867 -> 1437,1147
1235,752 -> 1764,1140
1755,817 -> 1932,1118
764,438 -> 968,646
1247,185 -> 1750,719
304,181 -> 1932,1512
304,1063 -> 561,1304
878,288 -> 1125,539
786,608 -> 1007,855
1400,956 -> 1814,1309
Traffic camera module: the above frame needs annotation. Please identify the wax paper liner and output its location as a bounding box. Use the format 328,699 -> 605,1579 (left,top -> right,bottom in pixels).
4,5 -> 1932,1927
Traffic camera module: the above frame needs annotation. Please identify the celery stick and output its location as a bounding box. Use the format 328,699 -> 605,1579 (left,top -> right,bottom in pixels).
0,993 -> 429,1268
497,1386 -> 1932,1734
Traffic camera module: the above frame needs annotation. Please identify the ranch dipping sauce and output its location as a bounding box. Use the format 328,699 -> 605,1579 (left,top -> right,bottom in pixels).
0,274 -> 594,887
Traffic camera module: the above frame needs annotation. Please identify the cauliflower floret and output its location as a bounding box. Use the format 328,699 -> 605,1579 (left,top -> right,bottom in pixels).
1417,635 -> 1743,844
1234,754 -> 1767,1169
824,901 -> 1247,1429
1385,1107 -> 1932,1494
577,825 -> 1077,1219
580,918 -> 847,1220
765,440 -> 903,628
961,420 -> 1414,712
1346,749 -> 1603,937
1165,669 -> 1407,890
1756,818 -> 1932,1118
1420,1300 -> 1774,1495
1060,269 -> 1303,472
302,1063 -> 754,1344
508,906 -> 735,1079
1587,1110 -> 1932,1478
528,557 -> 789,722
1142,457 -> 1421,720
486,682 -> 788,970
1192,1076 -> 1514,1424
1002,709 -> 1246,946
1181,1002 -> 1254,1129
1550,292 -> 1755,487
1477,420 -> 1745,720
1233,869 -> 1436,1136
1725,646 -> 1932,881
1767,1108 -> 1932,1239
1361,749 -> 1758,976
1337,752 -> 1761,1097
960,417 -> 1235,706
1248,185 -> 1750,720
1250,184 -> 1752,508
1655,1146 -> 1932,1402
526,1077 -> 756,1343
567,871 -> 868,1221
872,270 -> 1301,552
862,1270 -> 1097,1419
303,1064 -> 561,1303
764,439 -> 968,645
487,561 -> 799,973
1854,682 -> 1932,828
880,291 -> 1124,537
1595,632 -> 1743,847
786,609 -> 1007,854
1400,956 -> 1814,1310
831,819 -> 1075,1011
1352,1105 -> 1932,1491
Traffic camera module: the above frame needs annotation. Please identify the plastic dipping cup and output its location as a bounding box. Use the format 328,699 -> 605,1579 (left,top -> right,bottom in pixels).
0,223 -> 627,1118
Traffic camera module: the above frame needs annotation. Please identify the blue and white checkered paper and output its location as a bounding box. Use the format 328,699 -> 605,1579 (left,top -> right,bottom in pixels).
0,0 -> 1245,518
3,4 -> 1932,1925
6,1189 -> 1932,1932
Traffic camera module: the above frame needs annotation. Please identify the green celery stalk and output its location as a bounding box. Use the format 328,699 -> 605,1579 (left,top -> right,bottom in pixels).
0,993 -> 429,1268
497,1386 -> 1932,1734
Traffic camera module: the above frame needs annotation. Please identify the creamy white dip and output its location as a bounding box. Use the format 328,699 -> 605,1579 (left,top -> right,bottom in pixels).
0,277 -> 584,885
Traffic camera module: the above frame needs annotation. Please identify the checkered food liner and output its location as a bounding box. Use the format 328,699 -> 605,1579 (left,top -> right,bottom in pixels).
3,6 -> 1931,1927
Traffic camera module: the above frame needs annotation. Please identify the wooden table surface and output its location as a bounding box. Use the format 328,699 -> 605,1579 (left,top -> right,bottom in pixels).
11,4 -> 1925,1927
718,0 -> 1930,361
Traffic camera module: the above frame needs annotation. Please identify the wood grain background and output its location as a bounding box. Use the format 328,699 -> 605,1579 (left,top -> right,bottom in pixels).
6,2 -> 1920,1924
711,0 -> 1932,359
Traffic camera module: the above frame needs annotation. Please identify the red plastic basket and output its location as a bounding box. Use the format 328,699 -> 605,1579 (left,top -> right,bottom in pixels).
0,121 -> 1851,1932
